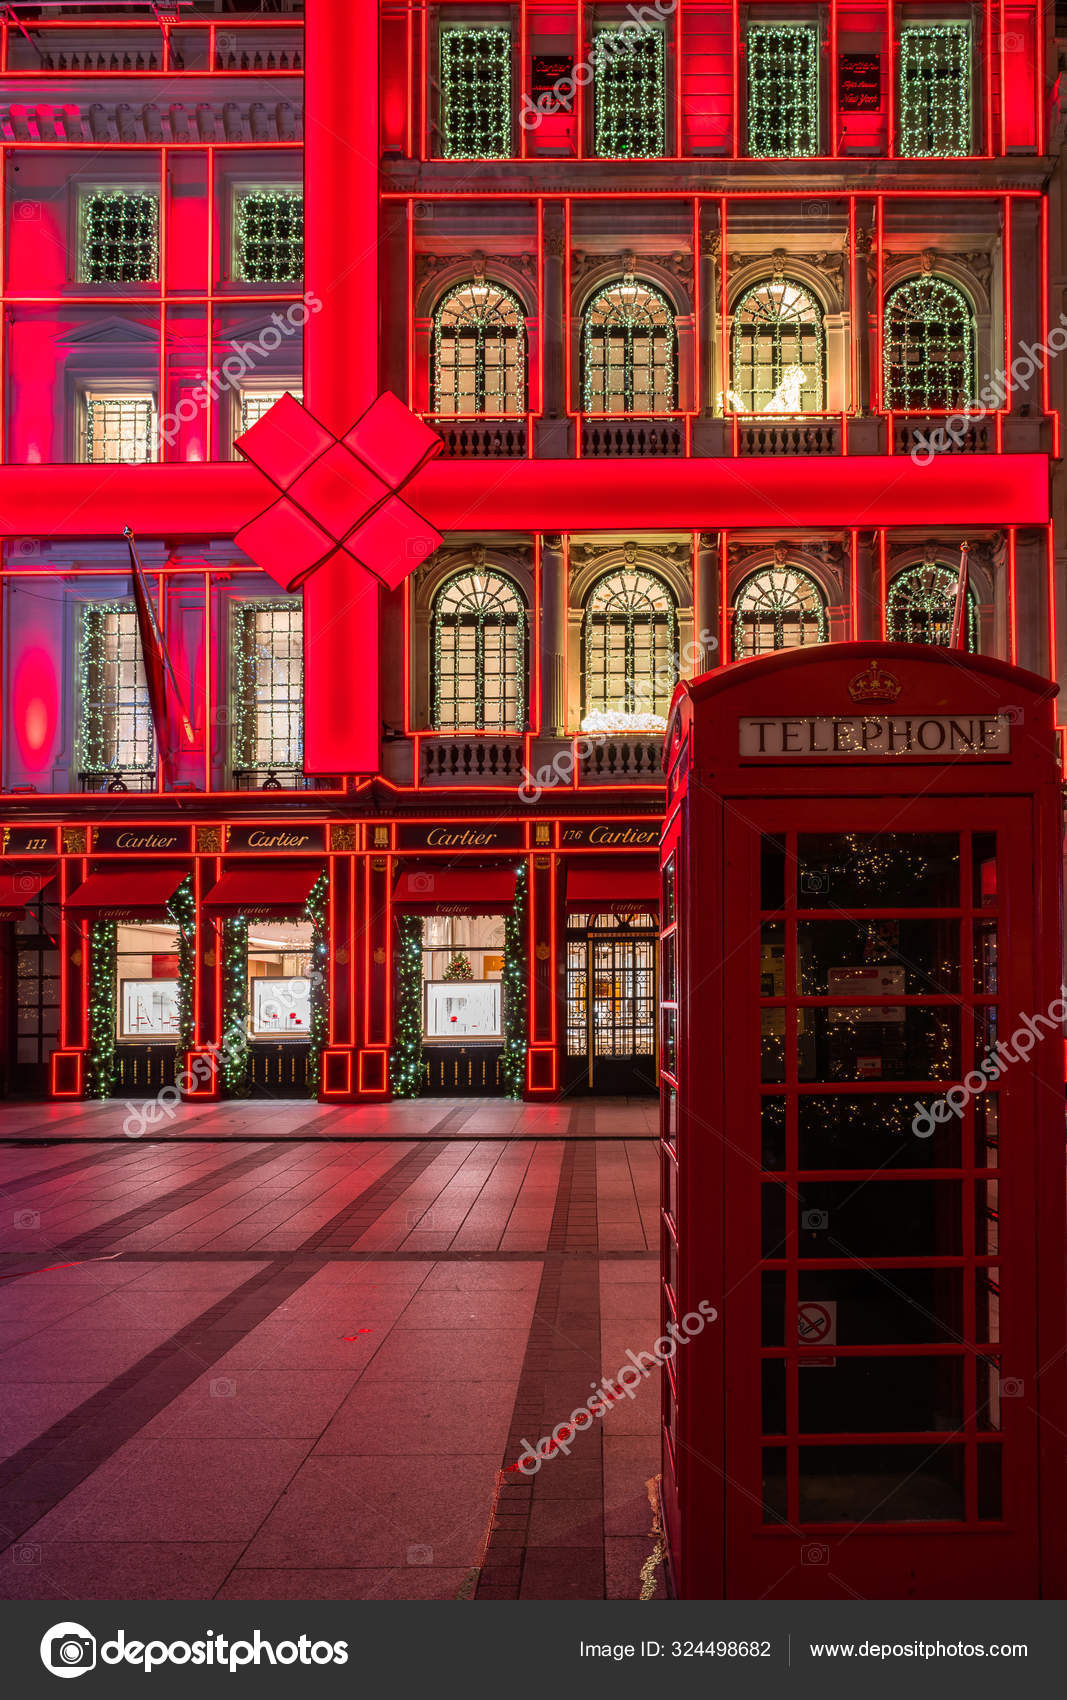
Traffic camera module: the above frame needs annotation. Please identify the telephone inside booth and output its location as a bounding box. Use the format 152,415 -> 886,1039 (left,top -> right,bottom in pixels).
659,643 -> 1067,1601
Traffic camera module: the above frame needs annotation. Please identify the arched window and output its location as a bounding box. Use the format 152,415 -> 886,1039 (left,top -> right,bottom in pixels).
729,279 -> 826,413
582,567 -> 677,730
883,276 -> 976,412
431,280 -> 526,416
733,565 -> 828,658
581,277 -> 677,414
886,562 -> 977,651
431,568 -> 527,731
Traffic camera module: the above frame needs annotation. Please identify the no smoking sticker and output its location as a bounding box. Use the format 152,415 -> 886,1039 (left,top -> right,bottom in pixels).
797,1299 -> 837,1367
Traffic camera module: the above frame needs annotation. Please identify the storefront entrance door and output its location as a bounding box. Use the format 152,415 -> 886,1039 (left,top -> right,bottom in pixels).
566,912 -> 658,1094
721,800 -> 1041,1598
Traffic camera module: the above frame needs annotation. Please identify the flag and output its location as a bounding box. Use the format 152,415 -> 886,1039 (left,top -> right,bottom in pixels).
124,527 -> 194,753
949,540 -> 971,650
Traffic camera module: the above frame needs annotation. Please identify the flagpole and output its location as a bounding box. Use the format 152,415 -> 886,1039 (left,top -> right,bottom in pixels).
124,527 -> 195,746
950,540 -> 971,650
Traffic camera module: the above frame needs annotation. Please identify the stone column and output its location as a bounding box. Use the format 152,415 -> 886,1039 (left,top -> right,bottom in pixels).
539,534 -> 567,734
699,216 -> 721,417
694,532 -> 721,668
535,203 -> 571,456
854,530 -> 880,639
852,216 -> 874,416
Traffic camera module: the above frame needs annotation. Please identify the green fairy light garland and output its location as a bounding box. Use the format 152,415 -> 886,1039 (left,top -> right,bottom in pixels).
747,25 -> 819,158
391,915 -> 424,1098
883,275 -> 975,412
501,866 -> 528,1100
581,279 -> 677,415
87,921 -> 117,1099
440,27 -> 512,159
899,23 -> 972,158
431,572 -> 528,732
431,281 -> 527,416
305,871 -> 328,1097
886,563 -> 978,651
593,27 -> 666,158
168,876 -> 196,1067
82,190 -> 158,283
221,917 -> 250,1096
78,602 -> 155,779
234,190 -> 304,284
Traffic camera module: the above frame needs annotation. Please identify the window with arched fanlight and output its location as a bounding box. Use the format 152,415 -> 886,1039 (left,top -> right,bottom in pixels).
883,276 -> 976,412
581,277 -> 677,415
729,278 -> 826,414
581,567 -> 678,731
733,565 -> 828,658
886,562 -> 977,651
430,568 -> 527,731
431,279 -> 527,416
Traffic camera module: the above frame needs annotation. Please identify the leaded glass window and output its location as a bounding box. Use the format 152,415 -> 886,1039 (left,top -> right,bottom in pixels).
440,26 -> 513,158
899,23 -> 972,158
233,190 -> 303,283
887,563 -> 977,651
592,25 -> 666,158
582,278 -> 677,414
231,600 -> 304,774
582,569 -> 677,729
83,393 -> 157,464
729,279 -> 826,414
431,281 -> 526,415
239,389 -> 303,438
747,24 -> 820,157
883,276 -> 976,411
79,604 -> 155,775
733,566 -> 827,658
80,190 -> 158,282
431,569 -> 526,732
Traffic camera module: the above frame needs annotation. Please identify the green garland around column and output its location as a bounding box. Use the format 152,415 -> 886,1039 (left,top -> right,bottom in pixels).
305,871 -> 329,1097
501,864 -> 528,1099
87,920 -> 117,1099
221,916 -> 250,1096
391,915 -> 424,1098
168,875 -> 196,1070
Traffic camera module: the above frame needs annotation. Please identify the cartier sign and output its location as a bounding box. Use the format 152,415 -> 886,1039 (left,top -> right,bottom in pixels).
559,823 -> 660,848
227,825 -> 327,853
739,714 -> 1012,758
395,823 -> 525,852
93,826 -> 192,853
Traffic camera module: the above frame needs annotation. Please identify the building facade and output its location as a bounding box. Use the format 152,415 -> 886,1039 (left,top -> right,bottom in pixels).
0,0 -> 1059,1105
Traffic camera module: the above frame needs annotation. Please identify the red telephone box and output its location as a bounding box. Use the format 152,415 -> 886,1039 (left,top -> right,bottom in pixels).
659,643 -> 1067,1600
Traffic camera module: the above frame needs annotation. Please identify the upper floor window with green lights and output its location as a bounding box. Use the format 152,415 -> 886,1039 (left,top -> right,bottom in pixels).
79,189 -> 158,283
746,24 -> 820,157
233,190 -> 303,284
439,25 -> 513,158
898,22 -> 972,157
592,23 -> 667,158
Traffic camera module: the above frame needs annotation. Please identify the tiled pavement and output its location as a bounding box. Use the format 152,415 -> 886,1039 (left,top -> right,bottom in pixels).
0,1113 -> 664,1601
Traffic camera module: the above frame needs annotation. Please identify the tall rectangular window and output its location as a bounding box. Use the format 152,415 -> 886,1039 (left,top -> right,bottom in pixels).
233,190 -> 304,283
898,23 -> 972,157
231,600 -> 304,780
593,25 -> 666,158
440,25 -> 513,158
747,24 -> 820,157
79,604 -> 155,779
79,190 -> 158,282
83,393 -> 157,464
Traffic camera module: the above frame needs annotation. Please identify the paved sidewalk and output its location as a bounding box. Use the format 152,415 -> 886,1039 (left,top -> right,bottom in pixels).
0,1129 -> 666,1601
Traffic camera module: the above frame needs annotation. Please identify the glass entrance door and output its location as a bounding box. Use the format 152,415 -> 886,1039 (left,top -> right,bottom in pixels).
566,912 -> 658,1094
723,800 -> 1040,1598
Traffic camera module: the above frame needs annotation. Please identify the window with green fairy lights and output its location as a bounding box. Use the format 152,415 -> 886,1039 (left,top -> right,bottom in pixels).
746,23 -> 820,157
732,566 -> 827,659
231,600 -> 304,777
440,26 -> 513,158
431,280 -> 527,416
581,568 -> 677,730
431,568 -> 527,732
233,190 -> 304,283
78,603 -> 156,777
79,190 -> 158,283
887,562 -> 977,650
592,24 -> 666,157
883,275 -> 976,411
729,279 -> 826,414
582,277 -> 677,414
898,22 -> 972,157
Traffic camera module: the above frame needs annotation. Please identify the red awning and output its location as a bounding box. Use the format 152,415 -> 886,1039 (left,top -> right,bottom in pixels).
566,863 -> 660,915
393,865 -> 517,916
66,868 -> 186,921
0,870 -> 52,918
202,864 -> 322,921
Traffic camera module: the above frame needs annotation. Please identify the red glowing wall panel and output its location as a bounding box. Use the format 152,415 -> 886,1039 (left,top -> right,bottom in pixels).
680,4 -> 735,155
1002,9 -> 1038,150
